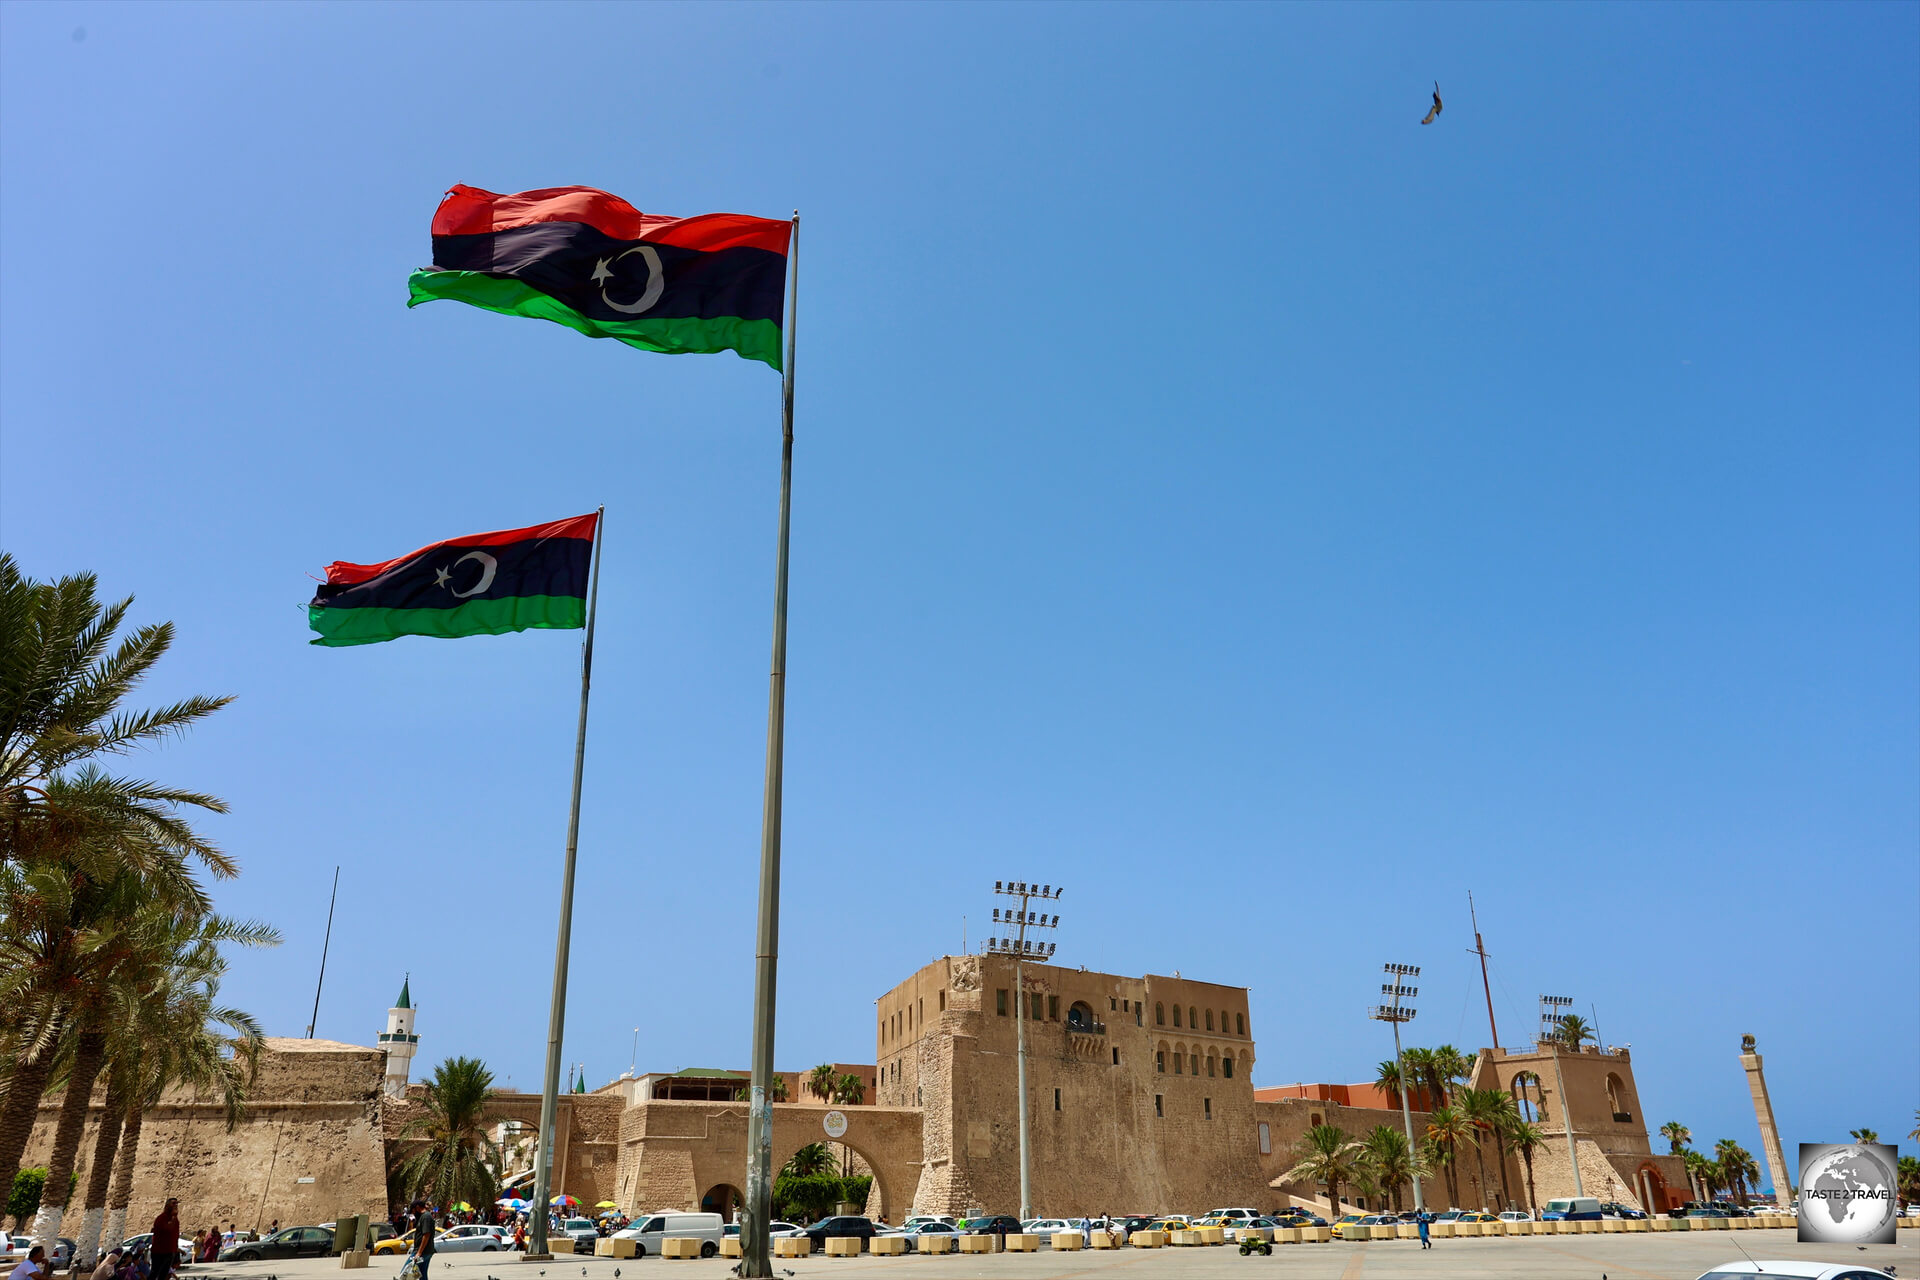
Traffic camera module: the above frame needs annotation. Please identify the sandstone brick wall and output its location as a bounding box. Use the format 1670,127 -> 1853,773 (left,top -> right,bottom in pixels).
23,1038 -> 388,1237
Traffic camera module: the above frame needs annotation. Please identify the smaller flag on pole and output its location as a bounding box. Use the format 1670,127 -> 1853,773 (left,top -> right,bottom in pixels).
308,513 -> 598,647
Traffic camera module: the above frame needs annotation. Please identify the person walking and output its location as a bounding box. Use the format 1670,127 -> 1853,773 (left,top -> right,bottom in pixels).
1416,1211 -> 1431,1250
409,1201 -> 436,1280
149,1200 -> 181,1280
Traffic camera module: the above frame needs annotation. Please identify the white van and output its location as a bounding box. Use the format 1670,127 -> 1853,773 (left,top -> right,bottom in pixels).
1543,1197 -> 1605,1221
613,1212 -> 723,1257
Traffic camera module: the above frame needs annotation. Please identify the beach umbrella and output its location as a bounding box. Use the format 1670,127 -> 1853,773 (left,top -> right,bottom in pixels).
595,1202 -> 618,1210
550,1194 -> 577,1208
453,1203 -> 472,1212
496,1198 -> 528,1210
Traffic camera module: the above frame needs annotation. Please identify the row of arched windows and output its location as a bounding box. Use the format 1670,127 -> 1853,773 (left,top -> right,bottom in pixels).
1152,1002 -> 1246,1037
1152,1040 -> 1245,1079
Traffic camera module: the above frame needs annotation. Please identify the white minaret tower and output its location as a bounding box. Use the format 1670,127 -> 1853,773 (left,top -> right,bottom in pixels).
378,975 -> 419,1098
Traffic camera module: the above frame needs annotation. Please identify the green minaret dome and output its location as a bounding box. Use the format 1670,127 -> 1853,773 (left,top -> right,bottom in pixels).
396,974 -> 411,1009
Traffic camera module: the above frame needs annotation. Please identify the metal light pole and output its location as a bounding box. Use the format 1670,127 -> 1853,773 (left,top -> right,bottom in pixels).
989,880 -> 1061,1222
1540,995 -> 1585,1197
1371,964 -> 1424,1214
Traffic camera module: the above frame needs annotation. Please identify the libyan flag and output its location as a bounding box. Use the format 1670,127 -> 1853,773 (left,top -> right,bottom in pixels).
407,184 -> 792,369
308,513 -> 597,647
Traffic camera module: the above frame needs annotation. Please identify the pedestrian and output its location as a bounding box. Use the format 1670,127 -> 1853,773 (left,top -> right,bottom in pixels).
150,1198 -> 181,1280
1416,1211 -> 1431,1250
409,1200 -> 436,1280
91,1247 -> 123,1280
13,1246 -> 48,1280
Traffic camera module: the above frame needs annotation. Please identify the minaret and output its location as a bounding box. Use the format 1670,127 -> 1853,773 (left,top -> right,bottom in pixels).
1738,1034 -> 1792,1208
379,975 -> 419,1099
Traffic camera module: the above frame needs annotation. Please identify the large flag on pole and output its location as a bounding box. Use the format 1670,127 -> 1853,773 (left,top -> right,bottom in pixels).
407,184 -> 792,370
308,513 -> 598,647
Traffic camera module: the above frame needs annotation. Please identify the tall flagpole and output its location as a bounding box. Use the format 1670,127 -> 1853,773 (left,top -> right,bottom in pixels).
527,507 -> 604,1259
742,213 -> 798,1280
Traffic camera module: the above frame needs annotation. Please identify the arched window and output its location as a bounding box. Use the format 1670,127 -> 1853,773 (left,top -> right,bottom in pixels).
1188,1006 -> 1198,1029
1206,1052 -> 1216,1077
1067,1001 -> 1095,1031
1189,1054 -> 1199,1075
1173,1005 -> 1182,1028
1174,1052 -> 1183,1075
1156,1049 -> 1166,1073
1511,1071 -> 1543,1123
1156,1002 -> 1165,1026
1222,1055 -> 1234,1080
1606,1073 -> 1630,1122
1205,1010 -> 1214,1031
1235,1012 -> 1245,1036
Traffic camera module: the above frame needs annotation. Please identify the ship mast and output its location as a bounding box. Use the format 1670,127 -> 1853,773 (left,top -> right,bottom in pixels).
1469,891 -> 1499,1050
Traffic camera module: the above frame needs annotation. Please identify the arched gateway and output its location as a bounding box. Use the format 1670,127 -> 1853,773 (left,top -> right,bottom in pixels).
615,1100 -> 923,1222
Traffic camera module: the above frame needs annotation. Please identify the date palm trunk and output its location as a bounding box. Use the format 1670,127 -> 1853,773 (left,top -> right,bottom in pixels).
74,1076 -> 129,1270
32,1028 -> 110,1251
1469,1134 -> 1490,1210
1492,1130 -> 1513,1209
0,1033 -> 65,1204
103,1102 -> 145,1253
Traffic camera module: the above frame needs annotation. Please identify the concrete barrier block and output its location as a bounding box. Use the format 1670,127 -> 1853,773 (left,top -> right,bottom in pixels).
719,1239 -> 741,1258
1578,1220 -> 1602,1234
1002,1234 -> 1038,1253
595,1238 -> 636,1258
1238,1227 -> 1272,1243
1428,1223 -> 1455,1239
339,1251 -> 369,1269
1455,1222 -> 1481,1237
822,1237 -> 861,1257
1367,1224 -> 1394,1240
547,1238 -> 574,1255
1649,1217 -> 1677,1230
1899,1217 -> 1917,1230
1272,1227 -> 1300,1244
1049,1233 -> 1082,1251
1203,1227 -> 1229,1245
958,1234 -> 995,1253
1127,1230 -> 1160,1248
1501,1221 -> 1527,1236
1168,1230 -> 1197,1247
1732,1217 -> 1754,1229
870,1237 -> 907,1256
1395,1223 -> 1419,1239
660,1238 -> 702,1259
1601,1219 -> 1626,1233
1089,1231 -> 1118,1250
921,1235 -> 955,1253
1302,1226 -> 1331,1243
1706,1217 -> 1731,1230
774,1237 -> 812,1257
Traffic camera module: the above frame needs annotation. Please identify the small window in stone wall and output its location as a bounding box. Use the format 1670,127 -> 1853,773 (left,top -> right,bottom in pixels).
1112,1048 -> 1120,1065
1109,997 -> 1117,1011
1173,1006 -> 1182,1028
1189,1005 -> 1198,1029
1258,1122 -> 1271,1153
939,990 -> 947,1011
1207,1055 -> 1215,1077
1205,1010 -> 1214,1031
997,989 -> 1008,1016
1223,1057 -> 1234,1079
1135,1006 -> 1142,1026
1156,1002 -> 1165,1026
1204,1098 -> 1212,1119
1054,1088 -> 1061,1111
1236,1012 -> 1245,1036
1190,1054 -> 1199,1075
1048,995 -> 1059,1020
1155,1094 -> 1164,1117
1156,1050 -> 1165,1072
1310,1112 -> 1322,1127
1174,1055 -> 1182,1075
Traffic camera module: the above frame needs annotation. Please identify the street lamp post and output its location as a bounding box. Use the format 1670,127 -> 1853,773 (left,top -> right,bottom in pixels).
1540,995 -> 1585,1197
1371,964 -> 1424,1214
989,880 -> 1061,1222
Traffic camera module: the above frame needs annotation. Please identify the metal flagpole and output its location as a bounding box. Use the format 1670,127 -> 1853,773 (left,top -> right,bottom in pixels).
305,865 -> 340,1038
742,213 -> 798,1280
526,507 -> 604,1259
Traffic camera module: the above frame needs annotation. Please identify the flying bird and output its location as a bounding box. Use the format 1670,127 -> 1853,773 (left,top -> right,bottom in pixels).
1421,82 -> 1443,124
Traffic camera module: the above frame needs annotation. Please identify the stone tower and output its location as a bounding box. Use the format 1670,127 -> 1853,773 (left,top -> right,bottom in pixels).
378,975 -> 419,1098
1738,1034 -> 1792,1208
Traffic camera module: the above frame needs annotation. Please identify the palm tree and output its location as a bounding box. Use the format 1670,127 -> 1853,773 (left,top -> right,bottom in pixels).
807,1065 -> 838,1104
1374,1060 -> 1405,1110
73,922 -> 265,1267
1425,1106 -> 1471,1206
1428,1046 -> 1472,1107
1277,1124 -> 1361,1219
1458,1088 -> 1512,1209
1358,1125 -> 1426,1213
1548,1014 -> 1595,1049
1659,1121 -> 1692,1156
782,1144 -> 836,1177
1682,1150 -> 1713,1203
1897,1155 -> 1919,1205
1849,1128 -> 1879,1145
1713,1139 -> 1758,1205
832,1074 -> 865,1106
393,1058 -> 504,1210
1399,1048 -> 1434,1109
1505,1120 -> 1547,1210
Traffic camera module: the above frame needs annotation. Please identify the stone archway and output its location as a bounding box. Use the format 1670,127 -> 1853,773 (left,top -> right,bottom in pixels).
700,1183 -> 743,1220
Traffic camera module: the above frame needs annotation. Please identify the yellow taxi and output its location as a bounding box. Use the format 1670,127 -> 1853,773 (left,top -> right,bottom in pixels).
1332,1214 -> 1397,1240
371,1231 -> 419,1257
1455,1211 -> 1498,1224
1143,1219 -> 1186,1234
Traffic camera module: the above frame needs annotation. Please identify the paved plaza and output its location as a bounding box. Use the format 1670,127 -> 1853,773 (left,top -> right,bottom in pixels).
154,1230 -> 1913,1280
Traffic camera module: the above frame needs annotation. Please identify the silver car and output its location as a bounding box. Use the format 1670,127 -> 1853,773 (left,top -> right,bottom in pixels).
431,1225 -> 508,1253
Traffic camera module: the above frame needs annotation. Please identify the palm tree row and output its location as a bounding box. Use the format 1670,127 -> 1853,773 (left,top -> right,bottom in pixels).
1,556 -> 276,1265
1416,1088 -> 1547,1211
1663,1124 -> 1765,1205
1375,1045 -> 1474,1112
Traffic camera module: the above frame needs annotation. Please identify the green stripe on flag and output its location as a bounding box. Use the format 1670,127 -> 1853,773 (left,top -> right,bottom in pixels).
308,594 -> 586,647
407,270 -> 783,370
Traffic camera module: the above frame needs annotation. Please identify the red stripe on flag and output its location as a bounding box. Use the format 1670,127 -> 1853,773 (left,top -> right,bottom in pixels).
323,513 -> 598,586
430,185 -> 790,255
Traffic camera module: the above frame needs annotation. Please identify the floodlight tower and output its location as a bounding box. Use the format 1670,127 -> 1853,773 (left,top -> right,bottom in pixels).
1540,994 -> 1585,1197
1371,963 -> 1424,1213
989,879 -> 1061,1221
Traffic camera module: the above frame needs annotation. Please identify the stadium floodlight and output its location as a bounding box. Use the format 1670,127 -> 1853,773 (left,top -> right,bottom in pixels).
990,875 -> 1064,1222
1371,961 -> 1425,1213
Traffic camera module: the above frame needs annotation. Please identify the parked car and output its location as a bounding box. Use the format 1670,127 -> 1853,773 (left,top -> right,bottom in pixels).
7,1237 -> 75,1269
1497,1210 -> 1533,1223
1455,1211 -> 1498,1224
1542,1196 -> 1605,1221
1694,1264 -> 1903,1280
1207,1207 -> 1261,1222
1021,1219 -> 1074,1236
1598,1201 -> 1648,1220
1428,1209 -> 1467,1223
802,1217 -> 877,1251
900,1215 -> 955,1230
877,1222 -> 957,1252
119,1234 -> 193,1267
613,1212 -> 722,1257
220,1226 -> 336,1261
1272,1210 -> 1327,1228
962,1215 -> 1022,1237
722,1221 -> 804,1240
1333,1214 -> 1398,1240
1224,1217 -> 1279,1241
432,1225 -> 507,1253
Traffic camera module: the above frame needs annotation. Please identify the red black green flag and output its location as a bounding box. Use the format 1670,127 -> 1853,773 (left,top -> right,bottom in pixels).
407,185 -> 791,369
309,514 -> 598,647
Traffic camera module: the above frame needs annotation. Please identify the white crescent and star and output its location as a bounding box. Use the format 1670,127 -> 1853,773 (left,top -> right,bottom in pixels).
433,551 -> 497,598
591,244 -> 664,315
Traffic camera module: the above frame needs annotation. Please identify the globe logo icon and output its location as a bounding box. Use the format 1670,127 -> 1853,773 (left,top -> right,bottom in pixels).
1797,1143 -> 1897,1245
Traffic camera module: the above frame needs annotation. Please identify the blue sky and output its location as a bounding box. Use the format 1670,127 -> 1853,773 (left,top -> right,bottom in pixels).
3,2 -> 1914,1183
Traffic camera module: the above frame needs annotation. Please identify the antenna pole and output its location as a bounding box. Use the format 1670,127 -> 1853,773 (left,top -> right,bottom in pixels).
1469,891 -> 1499,1050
